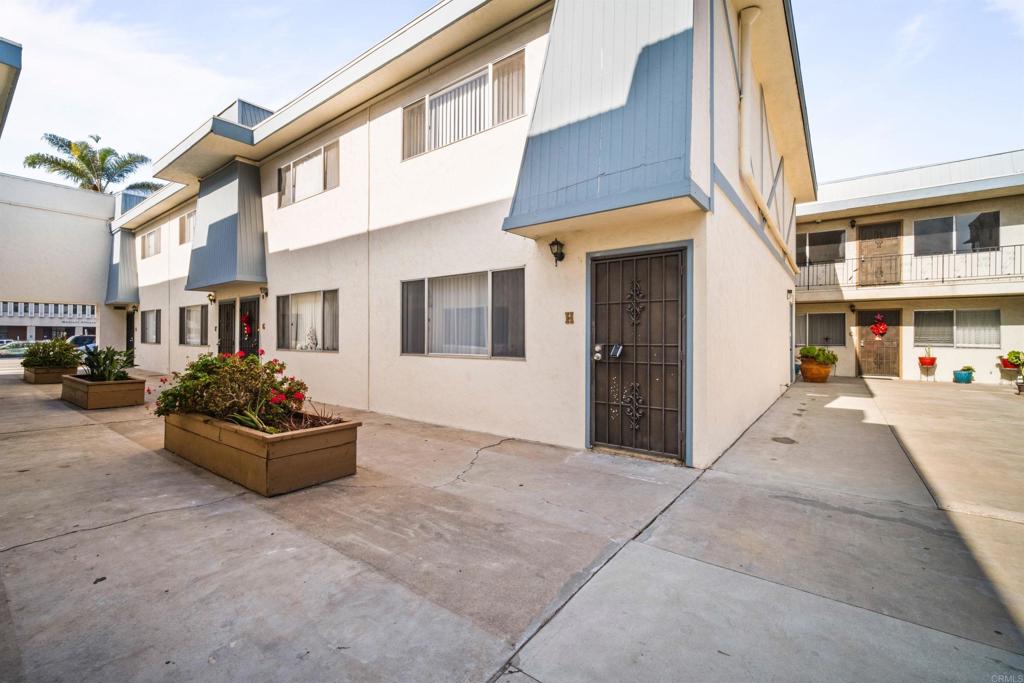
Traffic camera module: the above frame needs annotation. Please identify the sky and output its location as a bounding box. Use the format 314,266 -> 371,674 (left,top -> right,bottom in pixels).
1,0 -> 1023,190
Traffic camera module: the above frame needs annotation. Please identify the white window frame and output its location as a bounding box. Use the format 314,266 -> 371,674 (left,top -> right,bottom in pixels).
179,210 -> 196,245
400,266 -> 526,359
912,308 -> 1001,349
277,140 -> 340,208
402,48 -> 527,161
140,228 -> 161,259
275,290 -> 340,352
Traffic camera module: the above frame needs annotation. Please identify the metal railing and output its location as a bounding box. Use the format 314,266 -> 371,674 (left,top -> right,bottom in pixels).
796,244 -> 1024,289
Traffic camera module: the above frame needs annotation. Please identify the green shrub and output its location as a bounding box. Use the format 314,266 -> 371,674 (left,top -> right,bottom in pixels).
798,345 -> 838,366
83,346 -> 135,381
155,351 -> 310,433
21,338 -> 81,368
1007,350 -> 1024,373
960,365 -> 975,373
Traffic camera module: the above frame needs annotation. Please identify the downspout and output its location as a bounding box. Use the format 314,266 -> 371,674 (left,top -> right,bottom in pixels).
738,6 -> 798,274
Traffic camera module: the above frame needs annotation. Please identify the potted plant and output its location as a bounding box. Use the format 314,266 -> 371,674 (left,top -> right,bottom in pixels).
798,345 -> 838,383
61,347 -> 146,409
999,355 -> 1018,370
156,351 -> 360,496
1006,350 -> 1024,395
21,338 -> 81,384
953,365 -> 975,384
918,347 -> 936,367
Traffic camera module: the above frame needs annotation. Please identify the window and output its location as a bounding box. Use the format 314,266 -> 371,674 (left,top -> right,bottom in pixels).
401,280 -> 426,354
492,50 -> 526,125
402,268 -> 525,358
915,212 -> 1000,256
141,309 -> 161,344
795,234 -> 807,267
914,310 -> 954,346
491,268 -> 525,357
276,290 -> 339,351
277,141 -> 340,207
914,309 -> 1000,348
795,312 -> 846,347
141,228 -> 161,259
806,230 -> 845,264
178,211 -> 196,245
178,305 -> 208,346
955,309 -> 1000,347
955,211 -> 999,253
402,49 -> 526,160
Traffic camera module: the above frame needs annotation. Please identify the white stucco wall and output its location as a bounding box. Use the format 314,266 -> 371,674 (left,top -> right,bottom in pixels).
0,173 -> 118,345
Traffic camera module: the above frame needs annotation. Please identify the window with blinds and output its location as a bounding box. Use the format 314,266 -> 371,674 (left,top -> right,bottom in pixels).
913,310 -> 954,346
276,290 -> 339,351
277,140 -> 340,207
400,268 -> 525,358
140,228 -> 161,259
401,49 -> 526,160
795,314 -> 807,346
178,305 -> 208,346
806,313 -> 846,347
492,50 -> 525,125
178,211 -> 196,245
141,309 -> 161,344
955,309 -> 1000,347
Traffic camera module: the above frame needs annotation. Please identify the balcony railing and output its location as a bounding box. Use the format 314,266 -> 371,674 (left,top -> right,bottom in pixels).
796,244 -> 1024,289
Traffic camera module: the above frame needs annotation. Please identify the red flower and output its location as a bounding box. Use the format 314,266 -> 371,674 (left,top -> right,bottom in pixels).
145,388 -> 153,395
258,348 -> 265,356
159,377 -> 168,384
236,350 -> 246,358
291,391 -> 305,402
270,392 -> 285,405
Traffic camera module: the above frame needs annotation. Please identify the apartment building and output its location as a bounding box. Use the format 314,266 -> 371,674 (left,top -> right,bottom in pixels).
0,301 -> 97,341
795,150 -> 1024,384
100,0 -> 815,468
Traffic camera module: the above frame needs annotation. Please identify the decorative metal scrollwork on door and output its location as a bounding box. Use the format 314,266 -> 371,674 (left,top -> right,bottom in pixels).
626,279 -> 646,326
621,382 -> 646,431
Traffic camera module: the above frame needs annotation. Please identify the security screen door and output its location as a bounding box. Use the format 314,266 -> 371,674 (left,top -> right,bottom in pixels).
857,309 -> 901,377
591,249 -> 685,459
218,302 -> 236,355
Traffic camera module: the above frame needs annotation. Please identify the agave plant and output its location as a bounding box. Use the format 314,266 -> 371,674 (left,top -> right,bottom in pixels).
24,134 -> 161,194
82,346 -> 136,381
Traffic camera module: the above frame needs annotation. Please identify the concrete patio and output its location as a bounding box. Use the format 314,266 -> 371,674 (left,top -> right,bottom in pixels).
1,363 -> 1022,682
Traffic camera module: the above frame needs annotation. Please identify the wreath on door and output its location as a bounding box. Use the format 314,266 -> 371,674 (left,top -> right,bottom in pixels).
869,313 -> 888,340
241,312 -> 253,337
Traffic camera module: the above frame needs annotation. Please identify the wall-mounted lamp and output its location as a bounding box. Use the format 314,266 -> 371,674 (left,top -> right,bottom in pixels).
849,219 -> 857,230
849,303 -> 856,312
129,304 -> 138,313
549,238 -> 565,267
207,293 -> 216,304
259,287 -> 269,300
786,289 -> 793,303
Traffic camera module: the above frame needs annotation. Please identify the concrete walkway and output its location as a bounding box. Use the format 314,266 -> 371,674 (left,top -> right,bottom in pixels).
1,367 -> 1022,682
505,378 -> 1024,682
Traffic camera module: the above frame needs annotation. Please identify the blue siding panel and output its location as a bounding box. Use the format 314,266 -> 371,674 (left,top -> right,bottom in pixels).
504,0 -> 696,231
186,161 -> 266,291
105,229 -> 139,305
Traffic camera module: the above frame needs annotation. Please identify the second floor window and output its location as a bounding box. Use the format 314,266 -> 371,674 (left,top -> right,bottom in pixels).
402,49 -> 526,160
914,211 -> 999,256
796,230 -> 845,266
278,141 -> 340,208
178,211 -> 196,245
140,228 -> 161,259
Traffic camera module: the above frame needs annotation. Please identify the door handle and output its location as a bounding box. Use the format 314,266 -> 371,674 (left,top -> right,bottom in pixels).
593,352 -> 603,361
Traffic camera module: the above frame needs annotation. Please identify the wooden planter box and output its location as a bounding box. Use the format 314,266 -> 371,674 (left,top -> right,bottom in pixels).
164,413 -> 360,496
61,375 -> 146,409
23,366 -> 79,384
799,358 -> 833,383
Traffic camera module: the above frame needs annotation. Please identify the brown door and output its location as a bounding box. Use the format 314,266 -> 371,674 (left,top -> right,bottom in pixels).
857,309 -> 901,377
858,222 -> 902,286
591,249 -> 685,459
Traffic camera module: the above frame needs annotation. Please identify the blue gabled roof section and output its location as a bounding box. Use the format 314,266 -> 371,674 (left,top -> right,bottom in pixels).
504,0 -> 696,232
0,37 -> 23,140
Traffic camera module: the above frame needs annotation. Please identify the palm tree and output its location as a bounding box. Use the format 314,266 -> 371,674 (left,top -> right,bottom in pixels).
23,134 -> 162,194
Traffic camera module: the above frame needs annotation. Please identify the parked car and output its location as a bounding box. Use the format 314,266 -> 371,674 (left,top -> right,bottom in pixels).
67,335 -> 97,352
0,341 -> 35,358
0,339 -> 16,347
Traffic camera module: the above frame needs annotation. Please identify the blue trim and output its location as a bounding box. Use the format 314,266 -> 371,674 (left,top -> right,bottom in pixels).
713,164 -> 789,272
0,39 -> 22,69
782,0 -> 817,194
210,117 -> 255,145
585,240 -> 694,467
708,0 -> 715,212
503,180 -> 700,232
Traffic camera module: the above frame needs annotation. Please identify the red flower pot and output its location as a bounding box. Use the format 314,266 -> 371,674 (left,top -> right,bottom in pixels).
1000,357 -> 1018,369
919,357 -> 936,367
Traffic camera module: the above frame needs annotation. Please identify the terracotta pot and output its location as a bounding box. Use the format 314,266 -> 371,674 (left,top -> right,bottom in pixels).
919,357 -> 937,367
799,358 -> 832,383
